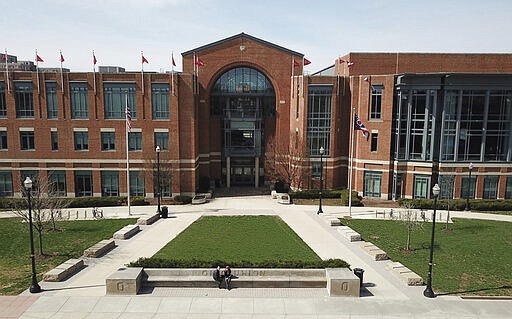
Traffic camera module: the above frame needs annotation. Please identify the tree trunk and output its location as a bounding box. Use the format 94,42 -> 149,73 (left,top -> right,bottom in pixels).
406,230 -> 411,251
37,231 -> 44,256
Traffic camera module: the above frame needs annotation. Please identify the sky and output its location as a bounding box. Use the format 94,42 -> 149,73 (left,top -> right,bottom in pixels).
1,0 -> 511,73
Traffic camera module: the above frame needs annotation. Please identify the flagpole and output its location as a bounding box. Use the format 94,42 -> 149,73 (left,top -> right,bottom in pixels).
35,49 -> 40,95
141,51 -> 144,95
171,51 -> 175,96
348,107 -> 355,217
60,50 -> 64,92
125,94 -> 131,216
93,50 -> 96,95
4,49 -> 10,93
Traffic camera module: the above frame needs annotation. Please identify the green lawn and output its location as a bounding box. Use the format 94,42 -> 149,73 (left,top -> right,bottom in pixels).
342,218 -> 512,296
153,215 -> 322,264
0,217 -> 136,295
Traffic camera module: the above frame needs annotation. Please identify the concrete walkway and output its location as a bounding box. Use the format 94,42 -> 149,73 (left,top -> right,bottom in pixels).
1,196 -> 511,318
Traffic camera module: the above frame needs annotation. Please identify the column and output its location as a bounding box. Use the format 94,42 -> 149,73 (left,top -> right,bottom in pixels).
226,157 -> 231,188
255,157 -> 260,187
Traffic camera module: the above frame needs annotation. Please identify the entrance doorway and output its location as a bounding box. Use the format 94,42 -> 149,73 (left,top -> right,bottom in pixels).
230,157 -> 255,186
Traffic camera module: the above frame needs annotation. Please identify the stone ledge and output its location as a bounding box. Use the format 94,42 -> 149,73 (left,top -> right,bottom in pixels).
387,261 -> 424,286
106,267 -> 145,295
113,224 -> 140,240
325,268 -> 360,297
83,239 -> 116,258
137,213 -> 160,225
327,218 -> 341,226
337,226 -> 361,241
43,258 -> 84,282
360,242 -> 388,261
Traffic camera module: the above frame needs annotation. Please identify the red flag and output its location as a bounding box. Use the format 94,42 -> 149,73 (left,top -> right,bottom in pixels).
347,61 -> 355,67
36,54 -> 44,62
172,54 -> 176,67
142,55 -> 149,64
1,53 -> 6,62
303,58 -> 311,65
293,59 -> 300,67
93,53 -> 97,65
339,58 -> 345,64
60,53 -> 65,63
195,57 -> 205,67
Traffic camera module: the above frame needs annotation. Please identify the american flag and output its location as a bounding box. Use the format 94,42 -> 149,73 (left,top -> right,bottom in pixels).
126,104 -> 132,132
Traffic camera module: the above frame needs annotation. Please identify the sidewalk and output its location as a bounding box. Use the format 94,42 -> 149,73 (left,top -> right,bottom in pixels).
2,196 -> 511,318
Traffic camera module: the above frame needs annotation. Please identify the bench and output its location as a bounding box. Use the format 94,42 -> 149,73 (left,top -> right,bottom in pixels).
137,213 -> 160,225
277,193 -> 291,204
106,267 -> 145,295
387,261 -> 424,286
360,242 -> 388,261
43,258 -> 84,282
83,239 -> 116,257
327,218 -> 341,226
113,224 -> 140,240
192,194 -> 207,204
337,226 -> 361,242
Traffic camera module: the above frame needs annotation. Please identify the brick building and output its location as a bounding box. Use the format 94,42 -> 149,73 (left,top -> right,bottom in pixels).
1,33 -> 511,200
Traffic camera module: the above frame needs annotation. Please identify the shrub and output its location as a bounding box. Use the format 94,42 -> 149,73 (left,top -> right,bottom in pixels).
340,189 -> 363,206
129,257 -> 349,269
289,189 -> 343,199
174,195 -> 192,204
398,198 -> 512,211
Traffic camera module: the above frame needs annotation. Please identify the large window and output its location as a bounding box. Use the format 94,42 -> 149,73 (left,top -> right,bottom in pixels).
101,132 -> 116,151
101,171 -> 119,196
15,82 -> 34,118
154,132 -> 169,150
74,131 -> 89,151
485,90 -> 511,161
48,170 -> 66,196
457,90 -> 486,161
438,175 -> 454,199
153,171 -> 171,197
70,82 -> 89,119
370,85 -> 382,119
46,81 -> 58,119
483,176 -> 499,199
152,83 -> 170,119
20,131 -> 35,150
51,131 -> 58,150
75,171 -> 92,197
461,176 -> 476,199
307,85 -> 332,156
0,171 -> 13,197
506,177 -> 512,199
364,171 -> 382,198
104,83 -> 136,119
0,82 -> 6,117
129,132 -> 142,151
0,131 -> 7,150
413,175 -> 430,199
129,171 -> 145,196
441,91 -> 458,161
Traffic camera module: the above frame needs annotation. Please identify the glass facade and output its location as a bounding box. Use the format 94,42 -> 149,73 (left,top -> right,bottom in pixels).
152,83 -> 170,119
70,82 -> 89,119
75,171 -> 92,197
307,85 -> 332,156
46,81 -> 58,119
104,83 -> 136,119
364,171 -> 382,198
101,171 -> 119,196
15,82 -> 34,118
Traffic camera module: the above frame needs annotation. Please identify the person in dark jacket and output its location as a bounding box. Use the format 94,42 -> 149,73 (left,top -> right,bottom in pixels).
223,266 -> 232,290
213,266 -> 222,288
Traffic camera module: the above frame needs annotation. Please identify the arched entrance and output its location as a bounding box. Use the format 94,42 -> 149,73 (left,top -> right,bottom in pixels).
210,67 -> 276,187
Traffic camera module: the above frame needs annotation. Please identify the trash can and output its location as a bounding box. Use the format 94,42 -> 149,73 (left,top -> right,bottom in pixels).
353,268 -> 364,288
161,206 -> 168,218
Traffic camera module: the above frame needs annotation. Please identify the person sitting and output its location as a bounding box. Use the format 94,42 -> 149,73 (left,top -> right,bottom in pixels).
213,266 -> 222,288
223,266 -> 232,290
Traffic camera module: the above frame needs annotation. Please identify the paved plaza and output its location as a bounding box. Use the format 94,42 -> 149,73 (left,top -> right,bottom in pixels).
1,196 -> 511,318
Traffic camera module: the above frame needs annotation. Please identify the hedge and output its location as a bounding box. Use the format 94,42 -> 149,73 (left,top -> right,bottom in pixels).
173,195 -> 192,204
129,257 -> 350,269
289,189 -> 343,199
0,196 -> 148,210
398,198 -> 512,211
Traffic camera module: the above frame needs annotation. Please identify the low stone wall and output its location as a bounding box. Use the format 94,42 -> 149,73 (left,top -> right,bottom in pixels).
83,239 -> 116,258
113,224 -> 140,240
137,213 -> 160,225
43,259 -> 84,282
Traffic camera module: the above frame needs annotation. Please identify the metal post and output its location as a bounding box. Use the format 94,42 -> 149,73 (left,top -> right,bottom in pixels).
24,177 -> 41,293
317,147 -> 324,215
156,146 -> 161,214
424,183 -> 440,298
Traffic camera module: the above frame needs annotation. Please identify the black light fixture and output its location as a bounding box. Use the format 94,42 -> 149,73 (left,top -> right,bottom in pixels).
156,146 -> 161,214
317,146 -> 325,215
24,176 -> 41,293
424,183 -> 440,298
465,162 -> 473,211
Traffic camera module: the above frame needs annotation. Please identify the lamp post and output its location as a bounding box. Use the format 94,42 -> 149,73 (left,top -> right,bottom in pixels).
465,162 -> 473,211
424,183 -> 440,298
156,146 -> 161,214
317,146 -> 325,215
24,177 -> 41,293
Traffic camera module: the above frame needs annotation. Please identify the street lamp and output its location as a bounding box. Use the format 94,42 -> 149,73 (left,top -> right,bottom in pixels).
317,146 -> 325,215
424,183 -> 440,298
24,176 -> 41,293
465,162 -> 473,211
156,146 -> 161,214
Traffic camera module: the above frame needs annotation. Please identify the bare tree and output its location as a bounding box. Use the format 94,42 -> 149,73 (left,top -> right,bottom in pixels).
141,150 -> 174,199
398,203 -> 425,252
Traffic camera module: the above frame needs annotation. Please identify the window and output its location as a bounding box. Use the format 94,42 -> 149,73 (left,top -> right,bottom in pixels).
506,177 -> 512,199
0,131 -> 7,150
439,175 -> 454,199
364,171 -> 382,198
370,85 -> 382,119
101,132 -> 116,151
483,176 -> 499,199
307,85 -> 332,156
20,131 -> 35,150
485,90 -> 511,161
48,170 -> 66,196
311,162 -> 322,178
74,131 -> 89,151
457,90 -> 486,161
51,131 -> 58,150
0,171 -> 13,197
128,132 -> 142,151
461,176 -> 476,199
103,83 -> 136,119
413,175 -> 430,199
154,132 -> 169,150
70,82 -> 89,119
0,82 -> 6,117
46,81 -> 58,119
371,132 -> 378,152
101,171 -> 119,196
154,171 -> 171,197
21,171 -> 39,194
441,91 -> 458,161
75,171 -> 92,197
130,171 -> 145,196
152,83 -> 170,119
15,82 -> 34,118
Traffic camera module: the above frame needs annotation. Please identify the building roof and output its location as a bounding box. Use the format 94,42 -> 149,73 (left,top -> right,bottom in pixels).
182,32 -> 303,57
